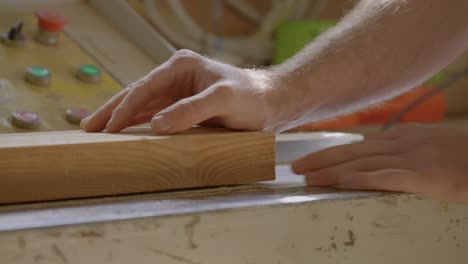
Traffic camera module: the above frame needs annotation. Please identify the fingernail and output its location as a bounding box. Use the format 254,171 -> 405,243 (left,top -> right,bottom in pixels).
152,115 -> 171,131
105,119 -> 115,132
79,117 -> 89,130
81,116 -> 90,123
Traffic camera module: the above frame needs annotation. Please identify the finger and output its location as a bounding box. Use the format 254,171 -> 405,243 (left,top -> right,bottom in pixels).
123,110 -> 161,128
80,88 -> 130,132
291,139 -> 401,174
364,123 -> 428,141
363,130 -> 401,140
151,85 -> 230,134
105,69 -> 173,133
304,156 -> 410,186
334,169 -> 419,192
106,50 -> 204,133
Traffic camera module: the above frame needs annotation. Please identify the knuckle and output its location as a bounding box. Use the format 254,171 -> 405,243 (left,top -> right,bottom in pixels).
125,76 -> 151,91
177,99 -> 200,120
124,82 -> 138,91
213,84 -> 235,98
175,49 -> 197,57
171,49 -> 201,66
178,98 -> 195,110
111,105 -> 125,116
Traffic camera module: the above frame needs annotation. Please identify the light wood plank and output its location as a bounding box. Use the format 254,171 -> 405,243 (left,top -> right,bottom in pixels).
0,128 -> 275,204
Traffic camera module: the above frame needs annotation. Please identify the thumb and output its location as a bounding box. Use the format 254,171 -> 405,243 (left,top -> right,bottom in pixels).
151,86 -> 229,134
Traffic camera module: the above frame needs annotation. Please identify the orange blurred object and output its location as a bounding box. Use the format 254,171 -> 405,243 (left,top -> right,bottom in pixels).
300,84 -> 446,131
358,84 -> 446,124
300,114 -> 359,131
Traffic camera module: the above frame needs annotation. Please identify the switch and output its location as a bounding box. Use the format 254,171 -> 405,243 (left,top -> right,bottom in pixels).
12,111 -> 40,129
35,9 -> 68,45
25,66 -> 51,86
76,64 -> 101,83
1,21 -> 26,46
65,107 -> 91,125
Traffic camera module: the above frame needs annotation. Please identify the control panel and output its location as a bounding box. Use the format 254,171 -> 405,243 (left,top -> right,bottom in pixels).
0,9 -> 123,133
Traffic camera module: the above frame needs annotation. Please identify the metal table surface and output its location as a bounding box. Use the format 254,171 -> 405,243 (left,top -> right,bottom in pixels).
0,165 -> 377,232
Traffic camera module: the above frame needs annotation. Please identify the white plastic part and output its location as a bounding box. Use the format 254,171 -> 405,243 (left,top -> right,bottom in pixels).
275,132 -> 364,164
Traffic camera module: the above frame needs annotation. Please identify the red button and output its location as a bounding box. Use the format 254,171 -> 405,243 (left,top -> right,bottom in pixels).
35,10 -> 68,33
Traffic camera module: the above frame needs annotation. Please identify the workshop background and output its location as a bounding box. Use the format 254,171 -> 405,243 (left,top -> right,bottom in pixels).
2,1 -> 468,264
128,0 -> 468,131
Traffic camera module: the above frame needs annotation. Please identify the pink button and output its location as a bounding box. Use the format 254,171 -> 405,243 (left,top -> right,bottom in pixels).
12,111 -> 40,129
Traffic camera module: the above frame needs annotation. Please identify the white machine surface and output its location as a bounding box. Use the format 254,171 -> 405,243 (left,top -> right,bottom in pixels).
1,1 -> 468,264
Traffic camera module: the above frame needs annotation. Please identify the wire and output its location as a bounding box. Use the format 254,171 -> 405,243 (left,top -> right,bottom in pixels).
143,0 -> 307,64
254,0 -> 302,39
291,0 -> 310,20
160,0 -> 272,63
143,0 -> 202,52
308,0 -> 329,20
383,65 -> 468,130
224,0 -> 263,23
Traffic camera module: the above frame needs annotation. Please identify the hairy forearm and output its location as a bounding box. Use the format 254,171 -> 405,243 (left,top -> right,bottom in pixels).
265,0 -> 468,132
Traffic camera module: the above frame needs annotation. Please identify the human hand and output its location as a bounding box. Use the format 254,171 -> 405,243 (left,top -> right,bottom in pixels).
291,124 -> 468,203
81,50 -> 277,134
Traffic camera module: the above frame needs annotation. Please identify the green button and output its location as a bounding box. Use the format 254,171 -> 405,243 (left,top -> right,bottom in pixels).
28,66 -> 49,79
79,64 -> 100,76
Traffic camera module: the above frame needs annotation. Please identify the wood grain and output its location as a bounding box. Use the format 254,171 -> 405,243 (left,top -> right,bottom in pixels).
0,128 -> 275,204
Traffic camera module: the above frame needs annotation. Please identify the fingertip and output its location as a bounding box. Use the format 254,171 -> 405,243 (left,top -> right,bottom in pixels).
304,172 -> 323,186
80,116 -> 101,132
290,162 -> 301,174
102,114 -> 121,133
104,121 -> 122,133
151,115 -> 174,134
80,117 -> 90,131
290,158 -> 307,174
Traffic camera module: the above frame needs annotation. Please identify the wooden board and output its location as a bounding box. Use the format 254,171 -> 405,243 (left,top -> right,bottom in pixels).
0,128 -> 275,204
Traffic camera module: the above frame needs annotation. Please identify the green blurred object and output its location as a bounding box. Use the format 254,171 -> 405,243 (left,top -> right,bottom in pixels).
273,20 -> 336,65
426,71 -> 446,85
273,20 -> 446,83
